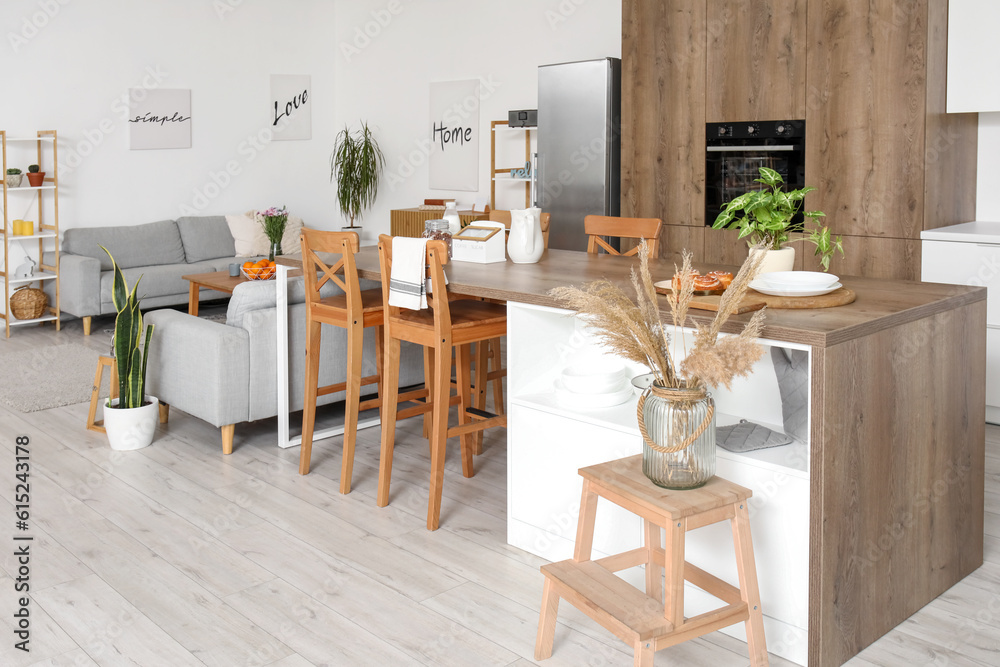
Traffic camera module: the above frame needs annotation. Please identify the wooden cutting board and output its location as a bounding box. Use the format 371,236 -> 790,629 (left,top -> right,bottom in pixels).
748,287 -> 856,309
654,285 -> 767,313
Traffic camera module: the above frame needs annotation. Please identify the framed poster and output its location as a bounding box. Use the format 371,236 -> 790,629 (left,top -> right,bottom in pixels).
270,74 -> 311,141
429,79 -> 480,191
129,88 -> 191,150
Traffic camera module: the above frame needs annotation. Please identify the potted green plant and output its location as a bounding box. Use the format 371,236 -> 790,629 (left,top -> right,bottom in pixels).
330,122 -> 385,229
26,164 -> 45,187
100,246 -> 158,451
712,167 -> 843,272
6,167 -> 23,188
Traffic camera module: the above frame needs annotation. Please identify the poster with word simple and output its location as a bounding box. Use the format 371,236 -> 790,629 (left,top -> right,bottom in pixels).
270,74 -> 311,141
128,88 -> 191,150
429,79 -> 479,191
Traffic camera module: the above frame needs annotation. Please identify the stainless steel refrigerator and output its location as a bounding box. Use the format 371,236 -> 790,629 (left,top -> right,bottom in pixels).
534,57 -> 621,252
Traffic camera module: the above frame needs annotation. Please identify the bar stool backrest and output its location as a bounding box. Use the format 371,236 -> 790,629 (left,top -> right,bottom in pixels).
299,228 -> 362,318
377,234 -> 452,336
584,215 -> 663,257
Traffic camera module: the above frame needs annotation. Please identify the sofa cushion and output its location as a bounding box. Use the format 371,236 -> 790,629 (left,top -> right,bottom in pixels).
176,216 -> 236,263
226,211 -> 306,257
100,261 -> 219,306
64,220 -> 185,271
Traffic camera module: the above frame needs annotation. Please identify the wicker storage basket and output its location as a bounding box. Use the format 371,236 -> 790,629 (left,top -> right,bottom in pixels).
10,285 -> 48,320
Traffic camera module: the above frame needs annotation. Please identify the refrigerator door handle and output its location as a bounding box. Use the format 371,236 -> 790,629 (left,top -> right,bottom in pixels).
532,152 -> 541,208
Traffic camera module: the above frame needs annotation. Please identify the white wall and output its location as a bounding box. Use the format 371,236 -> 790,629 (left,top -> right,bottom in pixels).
333,0 -> 622,241
0,0 -> 621,237
0,0 -> 338,228
977,114 -> 1000,220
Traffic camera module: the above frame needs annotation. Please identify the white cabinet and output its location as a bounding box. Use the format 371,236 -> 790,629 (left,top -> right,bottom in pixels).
921,222 -> 1000,422
1,130 -> 60,337
947,1 -> 1000,112
506,300 -> 811,665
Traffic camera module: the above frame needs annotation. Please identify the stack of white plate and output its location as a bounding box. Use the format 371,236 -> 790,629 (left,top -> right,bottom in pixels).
750,271 -> 842,297
553,359 -> 634,408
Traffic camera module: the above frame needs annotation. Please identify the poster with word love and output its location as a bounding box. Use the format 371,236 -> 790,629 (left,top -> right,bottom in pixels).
270,74 -> 311,141
429,79 -> 480,191
129,88 -> 192,150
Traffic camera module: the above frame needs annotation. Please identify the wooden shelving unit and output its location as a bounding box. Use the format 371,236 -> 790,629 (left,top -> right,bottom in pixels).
1,130 -> 60,337
490,120 -> 534,210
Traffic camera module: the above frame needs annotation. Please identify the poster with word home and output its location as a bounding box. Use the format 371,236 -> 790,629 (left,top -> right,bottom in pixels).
429,79 -> 480,191
270,74 -> 311,141
129,88 -> 191,150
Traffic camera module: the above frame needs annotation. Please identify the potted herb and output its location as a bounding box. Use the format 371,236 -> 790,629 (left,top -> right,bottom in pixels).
100,246 -> 158,451
330,122 -> 385,229
712,167 -> 843,272
6,167 -> 22,188
26,164 -> 45,187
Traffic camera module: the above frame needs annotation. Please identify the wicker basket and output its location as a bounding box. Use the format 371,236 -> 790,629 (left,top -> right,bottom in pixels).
10,285 -> 48,320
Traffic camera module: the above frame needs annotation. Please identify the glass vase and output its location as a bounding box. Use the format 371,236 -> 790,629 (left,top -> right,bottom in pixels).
638,383 -> 716,489
268,240 -> 282,262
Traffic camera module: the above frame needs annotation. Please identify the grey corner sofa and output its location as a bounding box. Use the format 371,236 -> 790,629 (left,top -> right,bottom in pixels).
144,277 -> 424,453
53,216 -> 242,335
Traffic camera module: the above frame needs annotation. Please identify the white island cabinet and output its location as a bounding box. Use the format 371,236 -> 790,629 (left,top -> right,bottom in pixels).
506,300 -> 812,665
921,221 -> 1000,423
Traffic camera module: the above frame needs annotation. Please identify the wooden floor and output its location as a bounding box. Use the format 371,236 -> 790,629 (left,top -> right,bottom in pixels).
1,314 -> 999,666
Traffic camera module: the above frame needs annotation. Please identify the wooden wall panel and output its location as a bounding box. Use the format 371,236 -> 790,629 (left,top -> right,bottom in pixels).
922,0 -> 978,230
800,235 -> 922,281
806,0 -> 927,239
659,224 -> 705,260
810,302 -> 986,665
621,0 -> 706,226
706,0 -> 807,122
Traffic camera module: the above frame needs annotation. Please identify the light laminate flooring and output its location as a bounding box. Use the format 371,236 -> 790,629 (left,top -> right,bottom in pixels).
0,313 -> 998,666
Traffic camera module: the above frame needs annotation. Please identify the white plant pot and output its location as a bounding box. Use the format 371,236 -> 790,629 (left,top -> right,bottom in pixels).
751,246 -> 795,274
104,396 -> 158,451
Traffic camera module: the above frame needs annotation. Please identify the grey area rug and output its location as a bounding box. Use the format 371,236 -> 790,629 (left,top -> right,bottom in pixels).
0,343 -> 106,413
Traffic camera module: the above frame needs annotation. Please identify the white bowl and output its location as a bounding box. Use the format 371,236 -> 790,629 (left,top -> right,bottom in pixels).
554,378 -> 633,409
560,360 -> 627,395
757,271 -> 838,290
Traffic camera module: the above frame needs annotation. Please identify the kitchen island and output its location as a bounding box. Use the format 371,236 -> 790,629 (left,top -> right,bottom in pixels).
352,247 -> 985,667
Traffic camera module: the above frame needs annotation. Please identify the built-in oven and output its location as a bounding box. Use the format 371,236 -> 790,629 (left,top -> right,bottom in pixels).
705,119 -> 806,228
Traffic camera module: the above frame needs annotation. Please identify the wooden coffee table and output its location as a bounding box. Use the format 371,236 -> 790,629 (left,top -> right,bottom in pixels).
181,270 -> 249,316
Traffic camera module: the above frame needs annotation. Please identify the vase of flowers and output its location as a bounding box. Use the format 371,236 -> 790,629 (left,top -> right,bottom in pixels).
551,243 -> 768,489
259,206 -> 288,261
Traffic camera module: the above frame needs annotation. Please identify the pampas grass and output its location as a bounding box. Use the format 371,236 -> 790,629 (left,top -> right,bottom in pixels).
550,241 -> 767,391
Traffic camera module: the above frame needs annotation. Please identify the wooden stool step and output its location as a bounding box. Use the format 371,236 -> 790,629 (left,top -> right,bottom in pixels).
85,355 -> 117,433
535,455 -> 768,666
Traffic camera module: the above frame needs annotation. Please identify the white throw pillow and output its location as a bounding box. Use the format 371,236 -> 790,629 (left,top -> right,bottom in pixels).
226,211 -> 268,257
226,211 -> 306,257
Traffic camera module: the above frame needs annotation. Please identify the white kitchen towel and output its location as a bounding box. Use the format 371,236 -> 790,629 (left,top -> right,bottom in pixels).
389,237 -> 429,310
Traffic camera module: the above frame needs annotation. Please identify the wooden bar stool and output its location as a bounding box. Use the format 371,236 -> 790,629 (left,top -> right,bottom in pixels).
299,230 -> 426,491
376,235 -> 507,530
85,355 -> 118,433
535,455 -> 768,667
584,215 -> 663,257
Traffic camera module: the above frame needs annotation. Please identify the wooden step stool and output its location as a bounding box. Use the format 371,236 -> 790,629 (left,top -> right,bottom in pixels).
534,455 -> 768,666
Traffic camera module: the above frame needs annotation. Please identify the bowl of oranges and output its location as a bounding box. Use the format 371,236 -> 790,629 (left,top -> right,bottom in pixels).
241,259 -> 276,280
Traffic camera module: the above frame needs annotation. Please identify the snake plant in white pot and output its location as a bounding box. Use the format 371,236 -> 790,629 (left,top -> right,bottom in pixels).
101,246 -> 158,451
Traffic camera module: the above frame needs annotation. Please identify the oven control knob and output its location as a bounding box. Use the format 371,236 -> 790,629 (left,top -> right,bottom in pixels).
717,125 -> 730,137
776,123 -> 787,135
747,123 -> 760,136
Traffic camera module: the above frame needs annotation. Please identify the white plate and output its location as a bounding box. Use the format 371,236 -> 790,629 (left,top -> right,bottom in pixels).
758,270 -> 839,290
560,360 -> 627,394
749,280 -> 843,297
554,378 -> 634,409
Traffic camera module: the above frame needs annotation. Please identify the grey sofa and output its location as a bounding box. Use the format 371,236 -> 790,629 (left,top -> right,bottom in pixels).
144,277 -> 424,453
54,216 -> 242,334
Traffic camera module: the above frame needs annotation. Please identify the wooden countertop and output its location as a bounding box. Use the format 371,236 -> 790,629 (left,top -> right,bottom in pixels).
285,247 -> 986,349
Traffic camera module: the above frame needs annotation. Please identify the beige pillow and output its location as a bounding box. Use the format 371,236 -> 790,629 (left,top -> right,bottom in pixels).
226,211 -> 268,257
226,211 -> 305,257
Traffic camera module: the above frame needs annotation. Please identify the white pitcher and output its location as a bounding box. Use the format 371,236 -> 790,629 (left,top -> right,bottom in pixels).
507,207 -> 544,264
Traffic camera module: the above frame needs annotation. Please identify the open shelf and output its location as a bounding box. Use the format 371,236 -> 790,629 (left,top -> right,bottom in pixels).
4,232 -> 57,242
6,271 -> 58,286
6,314 -> 58,326
5,185 -> 56,191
